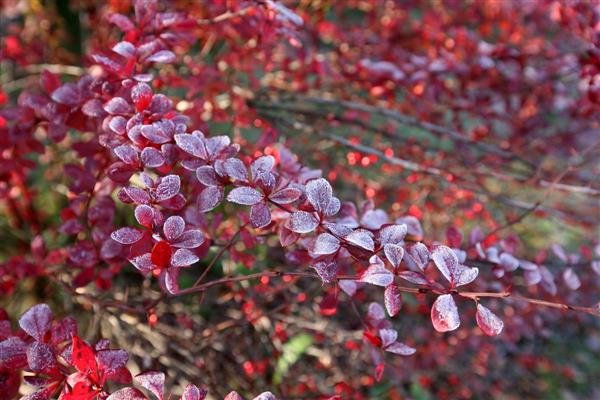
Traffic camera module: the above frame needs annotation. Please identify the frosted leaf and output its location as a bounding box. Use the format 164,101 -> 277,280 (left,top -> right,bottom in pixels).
136,371 -> 165,400
131,82 -> 153,107
306,178 -> 332,214
312,261 -> 338,284
455,266 -> 479,287
114,144 -> 139,164
360,264 -> 394,287
147,50 -> 176,63
141,147 -> 165,168
51,83 -> 80,105
563,268 -> 581,290
499,253 -> 519,271
313,233 -> 340,255
26,342 -> 55,372
252,392 -> 278,400
406,243 -> 430,271
250,155 -> 275,178
395,215 -> 423,239
384,244 -> 404,269
287,211 -> 319,233
224,392 -> 244,400
431,245 -> 458,283
269,188 -> 302,205
130,253 -> 154,274
385,341 -> 416,356
338,280 -> 357,297
174,134 -> 207,159
224,158 -> 248,182
367,302 -> 385,321
397,271 -> 429,286
591,261 -> 600,276
19,304 -> 52,341
539,266 -> 557,296
171,249 -> 199,267
324,197 -> 341,216
111,227 -> 143,244
379,224 -> 407,246
250,203 -> 271,228
104,97 -> 131,115
384,284 -> 402,317
97,349 -> 128,374
155,175 -> 181,202
172,230 -> 204,249
132,205 -> 153,228
379,328 -> 398,348
476,304 -> 504,336
0,337 -> 27,366
551,244 -> 568,262
107,388 -> 148,400
524,268 -> 542,285
181,384 -> 207,400
227,187 -> 263,205
196,166 -> 218,187
431,294 -> 460,332
345,229 -> 374,251
360,209 -> 388,230
197,186 -> 223,212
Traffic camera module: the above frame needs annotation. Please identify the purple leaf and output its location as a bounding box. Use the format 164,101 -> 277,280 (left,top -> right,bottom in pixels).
0,337 -> 27,367
431,294 -> 460,332
313,233 -> 340,255
552,244 -> 568,262
107,388 -> 148,400
475,304 -> 504,336
379,224 -> 407,246
395,215 -> 423,239
287,211 -> 319,233
114,145 -> 140,165
563,268 -> 581,290
171,249 -> 199,267
338,280 -> 357,297
19,304 -> 52,341
172,230 -> 204,249
111,227 -> 144,244
112,41 -> 136,58
108,13 -> 135,31
163,216 -> 185,241
223,158 -> 248,182
397,271 -> 429,286
360,209 -> 388,230
499,253 -> 519,271
379,328 -> 397,348
104,97 -> 132,115
432,245 -> 478,287
345,229 -> 374,251
26,342 -> 55,372
196,166 -> 219,186
155,175 -> 181,202
406,243 -> 430,271
251,392 -> 278,400
181,384 -> 207,400
524,268 -> 542,285
141,147 -> 165,168
250,203 -> 272,228
51,83 -> 80,105
97,349 -> 129,374
385,341 -> 416,356
383,244 -> 404,269
269,188 -> 302,205
368,302 -> 386,321
313,261 -> 338,284
224,392 -> 244,400
306,178 -> 332,214
147,50 -> 176,63
197,186 -> 223,212
174,134 -> 207,159
250,155 -> 275,178
135,371 -> 165,400
227,187 -> 263,206
360,264 -> 394,287
384,284 -> 402,317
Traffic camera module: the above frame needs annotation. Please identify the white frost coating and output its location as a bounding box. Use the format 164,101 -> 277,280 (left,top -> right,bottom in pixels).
384,244 -> 404,269
360,209 -> 388,230
476,304 -> 504,336
163,215 -> 185,241
306,178 -> 332,214
431,294 -> 460,332
563,268 -> 581,290
227,186 -> 263,205
360,264 -> 394,287
313,233 -> 340,255
287,211 -> 319,233
338,280 -> 357,297
345,229 -> 374,251
379,224 -> 407,246
406,242 -> 430,271
19,304 -> 52,341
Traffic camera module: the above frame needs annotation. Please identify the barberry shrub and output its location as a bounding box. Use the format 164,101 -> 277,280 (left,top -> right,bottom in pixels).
0,0 -> 599,399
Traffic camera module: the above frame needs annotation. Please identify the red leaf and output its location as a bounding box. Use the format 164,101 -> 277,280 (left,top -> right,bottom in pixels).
431,294 -> 460,332
360,264 -> 394,287
72,336 -> 99,381
475,304 -> 504,336
384,284 -> 402,317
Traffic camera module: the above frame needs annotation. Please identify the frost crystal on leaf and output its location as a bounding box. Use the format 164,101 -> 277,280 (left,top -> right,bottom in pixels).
431,294 -> 460,332
475,304 -> 504,336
